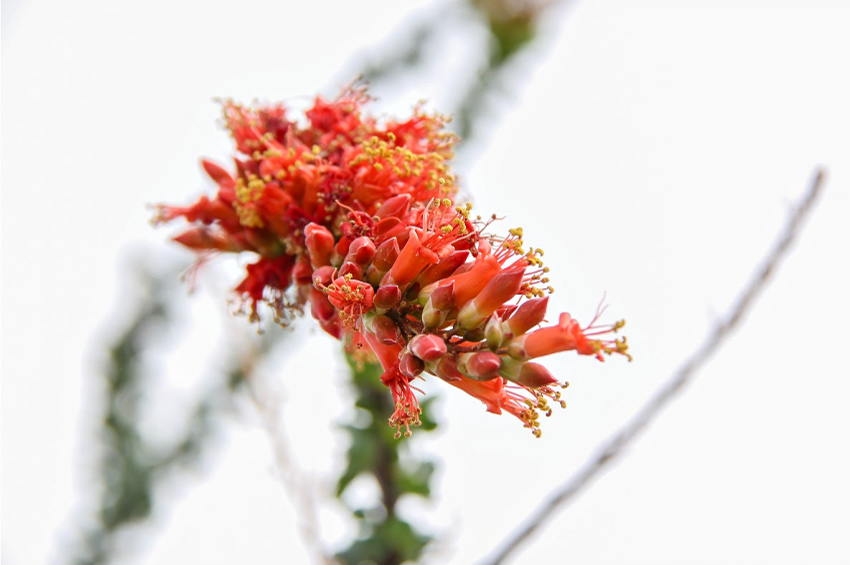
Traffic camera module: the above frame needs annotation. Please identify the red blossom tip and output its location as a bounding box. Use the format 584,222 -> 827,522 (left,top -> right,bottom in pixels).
365,314 -> 402,345
345,236 -> 377,266
458,351 -> 502,380
201,159 -> 235,189
409,333 -> 447,362
504,296 -> 549,337
400,353 -> 425,379
516,362 -> 559,388
374,284 -> 402,311
458,267 -> 524,329
375,193 -> 412,220
304,223 -> 335,268
373,238 -> 401,272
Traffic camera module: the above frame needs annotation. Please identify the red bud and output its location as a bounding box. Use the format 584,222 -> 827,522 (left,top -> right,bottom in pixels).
304,223 -> 335,268
458,351 -> 502,380
374,285 -> 402,311
373,238 -> 401,272
345,236 -> 377,266
505,296 -> 549,336
409,334 -> 447,362
400,353 -> 425,378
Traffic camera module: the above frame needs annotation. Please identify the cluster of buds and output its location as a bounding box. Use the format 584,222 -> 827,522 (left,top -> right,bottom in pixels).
154,87 -> 630,438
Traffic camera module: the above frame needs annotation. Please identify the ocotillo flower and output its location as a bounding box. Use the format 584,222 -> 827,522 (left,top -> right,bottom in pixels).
153,86 -> 456,323
154,87 -> 630,438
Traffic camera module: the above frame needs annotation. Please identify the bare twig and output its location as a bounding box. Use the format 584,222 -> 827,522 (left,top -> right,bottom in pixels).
481,168 -> 827,564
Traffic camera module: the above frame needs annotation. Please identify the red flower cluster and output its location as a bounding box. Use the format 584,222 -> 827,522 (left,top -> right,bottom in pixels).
154,87 -> 629,437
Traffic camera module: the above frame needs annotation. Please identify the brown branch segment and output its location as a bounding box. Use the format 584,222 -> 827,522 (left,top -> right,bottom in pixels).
481,168 -> 826,564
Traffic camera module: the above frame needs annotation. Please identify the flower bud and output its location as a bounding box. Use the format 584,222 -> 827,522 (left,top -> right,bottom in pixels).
409,334 -> 447,362
428,282 -> 455,311
457,351 -> 502,380
365,314 -> 402,345
312,265 -> 335,287
457,268 -> 524,329
337,261 -> 363,281
374,284 -> 402,311
504,296 -> 549,337
345,236 -> 377,267
304,223 -> 335,268
485,314 -> 505,350
373,238 -> 401,272
497,358 -> 559,388
516,362 -> 558,388
422,282 -> 454,329
399,352 -> 425,378
422,303 -> 448,329
375,193 -> 412,220
435,355 -> 463,382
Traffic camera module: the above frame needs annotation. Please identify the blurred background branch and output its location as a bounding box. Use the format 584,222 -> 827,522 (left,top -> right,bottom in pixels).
345,0 -> 571,159
71,260 -> 246,565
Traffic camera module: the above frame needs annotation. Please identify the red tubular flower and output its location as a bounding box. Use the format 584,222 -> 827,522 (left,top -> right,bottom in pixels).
509,312 -> 631,362
155,86 -> 629,438
457,267 -> 525,329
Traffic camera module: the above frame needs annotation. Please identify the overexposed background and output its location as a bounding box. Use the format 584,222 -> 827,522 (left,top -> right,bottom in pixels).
3,1 -> 849,564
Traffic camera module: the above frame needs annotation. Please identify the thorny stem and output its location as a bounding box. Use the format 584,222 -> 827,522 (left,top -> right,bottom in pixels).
481,169 -> 826,564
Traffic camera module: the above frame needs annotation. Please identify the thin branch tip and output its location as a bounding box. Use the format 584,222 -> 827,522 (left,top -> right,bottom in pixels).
480,167 -> 827,565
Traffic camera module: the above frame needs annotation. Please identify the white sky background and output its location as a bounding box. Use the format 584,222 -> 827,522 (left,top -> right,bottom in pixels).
2,1 -> 849,564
